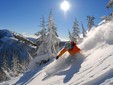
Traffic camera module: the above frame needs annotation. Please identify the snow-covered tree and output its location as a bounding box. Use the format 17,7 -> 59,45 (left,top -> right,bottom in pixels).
107,0 -> 113,8
18,63 -> 27,73
35,16 -> 48,56
1,55 -> 12,80
35,16 -> 47,42
10,50 -> 28,76
87,16 -> 95,31
72,18 -> 80,38
30,11 -> 60,68
0,69 -> 6,81
81,22 -> 87,37
36,41 -> 48,56
68,18 -> 80,43
2,55 -> 9,71
11,53 -> 19,76
68,30 -> 77,43
46,10 -> 60,55
1,67 -> 11,80
2,53 -> 14,77
68,30 -> 72,41
20,59 -> 28,72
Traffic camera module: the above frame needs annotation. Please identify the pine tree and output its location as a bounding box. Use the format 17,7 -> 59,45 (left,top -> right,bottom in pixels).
107,0 -> 113,8
20,59 -> 28,72
1,67 -> 11,80
35,16 -> 48,56
35,16 -> 46,42
87,16 -> 95,31
106,0 -> 113,21
2,55 -> 12,80
0,69 -> 6,82
81,22 -> 87,37
3,55 -> 9,71
46,10 -> 60,55
68,30 -> 72,41
19,62 -> 27,73
72,18 -> 80,38
11,51 -> 20,76
68,30 -> 77,43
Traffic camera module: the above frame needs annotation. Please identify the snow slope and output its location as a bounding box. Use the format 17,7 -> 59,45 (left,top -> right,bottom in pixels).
28,20 -> 113,85
2,20 -> 113,85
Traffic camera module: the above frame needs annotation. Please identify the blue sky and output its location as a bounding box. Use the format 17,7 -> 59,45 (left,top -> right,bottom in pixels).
0,0 -> 113,39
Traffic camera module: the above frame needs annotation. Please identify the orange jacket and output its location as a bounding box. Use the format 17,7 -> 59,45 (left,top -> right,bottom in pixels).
57,42 -> 81,58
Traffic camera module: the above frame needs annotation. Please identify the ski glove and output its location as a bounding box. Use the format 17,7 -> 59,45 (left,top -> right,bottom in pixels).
56,56 -> 59,59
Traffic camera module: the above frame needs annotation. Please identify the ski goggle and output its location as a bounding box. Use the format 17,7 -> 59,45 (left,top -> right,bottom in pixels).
65,42 -> 72,49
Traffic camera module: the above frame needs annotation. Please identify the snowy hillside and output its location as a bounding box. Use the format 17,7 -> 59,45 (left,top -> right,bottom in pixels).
0,29 -> 36,82
2,20 -> 113,85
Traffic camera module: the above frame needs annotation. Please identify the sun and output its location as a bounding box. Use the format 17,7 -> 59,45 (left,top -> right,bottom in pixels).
60,0 -> 70,12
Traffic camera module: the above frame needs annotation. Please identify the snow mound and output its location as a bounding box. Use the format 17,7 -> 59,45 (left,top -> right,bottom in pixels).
79,21 -> 113,51
29,53 -> 51,69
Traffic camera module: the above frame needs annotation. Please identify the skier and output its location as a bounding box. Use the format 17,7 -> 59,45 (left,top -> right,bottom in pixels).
56,41 -> 81,59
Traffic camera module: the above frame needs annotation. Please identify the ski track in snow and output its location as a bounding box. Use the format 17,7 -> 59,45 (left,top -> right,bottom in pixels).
42,44 -> 113,85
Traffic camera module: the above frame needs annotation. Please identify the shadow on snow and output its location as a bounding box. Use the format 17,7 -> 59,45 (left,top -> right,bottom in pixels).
56,53 -> 85,83
14,60 -> 53,85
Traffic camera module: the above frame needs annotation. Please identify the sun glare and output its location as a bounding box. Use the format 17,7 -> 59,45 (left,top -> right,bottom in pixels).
61,0 -> 70,12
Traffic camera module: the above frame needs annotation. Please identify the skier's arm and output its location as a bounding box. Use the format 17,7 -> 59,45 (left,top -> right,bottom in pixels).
56,48 -> 67,59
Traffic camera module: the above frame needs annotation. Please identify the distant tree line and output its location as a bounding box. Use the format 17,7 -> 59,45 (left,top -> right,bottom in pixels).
68,16 -> 95,44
